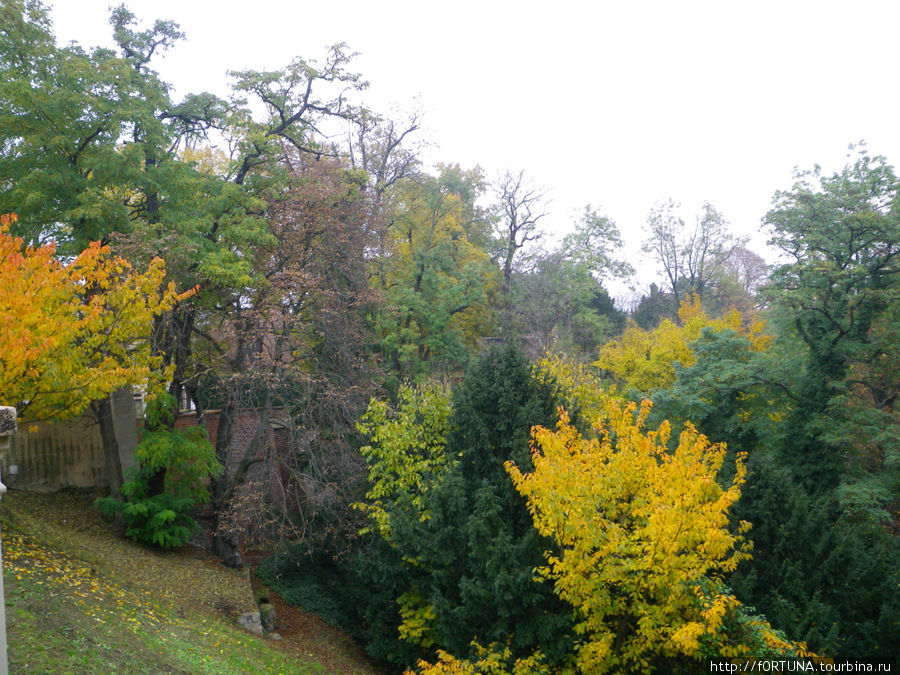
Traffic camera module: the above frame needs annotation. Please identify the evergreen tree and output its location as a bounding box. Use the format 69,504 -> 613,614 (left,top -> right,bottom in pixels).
731,454 -> 900,663
351,344 -> 576,669
415,344 -> 575,664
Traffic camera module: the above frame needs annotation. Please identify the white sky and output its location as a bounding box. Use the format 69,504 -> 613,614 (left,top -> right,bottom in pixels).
50,0 -> 900,294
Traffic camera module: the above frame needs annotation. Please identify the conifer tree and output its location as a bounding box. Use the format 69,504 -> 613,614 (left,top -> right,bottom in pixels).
354,344 -> 576,668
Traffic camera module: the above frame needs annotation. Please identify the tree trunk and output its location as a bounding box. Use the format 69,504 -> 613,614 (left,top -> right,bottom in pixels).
211,388 -> 275,568
210,395 -> 240,566
94,396 -> 123,498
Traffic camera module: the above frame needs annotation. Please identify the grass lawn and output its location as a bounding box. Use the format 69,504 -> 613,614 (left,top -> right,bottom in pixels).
1,490 -> 378,674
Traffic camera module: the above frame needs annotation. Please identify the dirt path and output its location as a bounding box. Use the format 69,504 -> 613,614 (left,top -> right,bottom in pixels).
244,551 -> 386,674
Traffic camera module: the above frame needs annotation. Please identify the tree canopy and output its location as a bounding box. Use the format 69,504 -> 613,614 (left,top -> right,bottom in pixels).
0,213 -> 187,420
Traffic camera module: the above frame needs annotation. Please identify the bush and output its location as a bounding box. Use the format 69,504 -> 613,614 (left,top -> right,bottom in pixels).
99,489 -> 199,549
96,394 -> 221,549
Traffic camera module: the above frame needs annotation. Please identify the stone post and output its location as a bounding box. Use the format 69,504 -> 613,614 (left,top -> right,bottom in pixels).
0,405 -> 16,675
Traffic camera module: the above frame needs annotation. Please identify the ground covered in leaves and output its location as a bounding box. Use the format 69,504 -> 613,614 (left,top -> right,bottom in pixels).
1,490 -> 381,674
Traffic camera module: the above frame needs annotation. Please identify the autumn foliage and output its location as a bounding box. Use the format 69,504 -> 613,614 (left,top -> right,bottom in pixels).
511,401 -> 751,669
0,214 -> 189,419
2,3 -> 897,668
595,297 -> 770,395
355,382 -> 454,541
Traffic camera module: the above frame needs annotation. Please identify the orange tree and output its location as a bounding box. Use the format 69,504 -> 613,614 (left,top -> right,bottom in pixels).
0,213 -> 188,420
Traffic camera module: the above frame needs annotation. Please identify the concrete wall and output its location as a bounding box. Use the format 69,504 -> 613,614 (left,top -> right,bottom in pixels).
1,400 -> 285,494
3,416 -> 107,491
2,388 -> 138,492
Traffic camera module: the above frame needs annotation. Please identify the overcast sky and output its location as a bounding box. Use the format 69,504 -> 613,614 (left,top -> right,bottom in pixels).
49,0 -> 900,293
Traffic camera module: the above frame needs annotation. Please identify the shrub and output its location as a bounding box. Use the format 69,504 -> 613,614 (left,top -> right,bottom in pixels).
97,394 -> 221,549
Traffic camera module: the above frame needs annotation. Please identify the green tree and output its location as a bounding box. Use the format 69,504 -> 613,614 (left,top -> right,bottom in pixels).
509,206 -> 629,357
513,253 -> 623,358
0,2 -> 385,565
349,345 -> 576,669
730,454 -> 900,663
765,147 -> 900,491
372,165 -> 498,379
647,328 -> 782,472
97,393 -> 221,549
356,381 -> 454,540
630,283 -> 675,329
349,382 -> 455,664
403,345 -> 575,665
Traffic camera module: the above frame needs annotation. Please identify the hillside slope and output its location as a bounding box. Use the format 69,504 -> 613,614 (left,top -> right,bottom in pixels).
1,490 -> 379,674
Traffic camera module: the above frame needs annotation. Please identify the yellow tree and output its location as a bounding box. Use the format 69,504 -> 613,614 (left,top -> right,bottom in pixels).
355,381 -> 454,541
410,641 -> 549,675
504,398 -> 806,673
0,213 -> 188,420
409,357 -> 808,674
595,297 -> 769,395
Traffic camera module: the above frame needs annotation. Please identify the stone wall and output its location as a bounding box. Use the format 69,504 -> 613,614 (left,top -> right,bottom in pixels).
1,401 -> 287,493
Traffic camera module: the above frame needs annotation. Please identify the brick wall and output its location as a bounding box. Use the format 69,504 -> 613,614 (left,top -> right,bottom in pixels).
174,408 -> 286,480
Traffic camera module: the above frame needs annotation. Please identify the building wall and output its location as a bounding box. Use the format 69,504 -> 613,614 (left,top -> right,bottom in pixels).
174,408 -> 285,481
2,390 -> 138,491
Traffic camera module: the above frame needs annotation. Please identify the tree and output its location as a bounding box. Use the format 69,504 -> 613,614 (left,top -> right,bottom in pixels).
729,453 -> 900,663
595,298 -> 770,398
0,3 -> 227,251
643,200 -> 738,317
351,381 -> 456,664
513,253 -> 623,358
765,147 -> 900,489
356,381 -> 454,541
492,170 -> 547,326
0,213 -> 188,491
373,165 -> 498,379
190,152 -> 381,564
713,246 -> 769,314
351,345 -> 576,669
562,206 -> 634,281
96,392 -> 221,549
647,328 -> 779,471
507,399 -> 807,673
629,283 -> 675,329
0,213 -> 184,418
401,345 -> 575,664
508,206 -> 628,357
348,109 -> 422,208
0,2 -> 371,409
